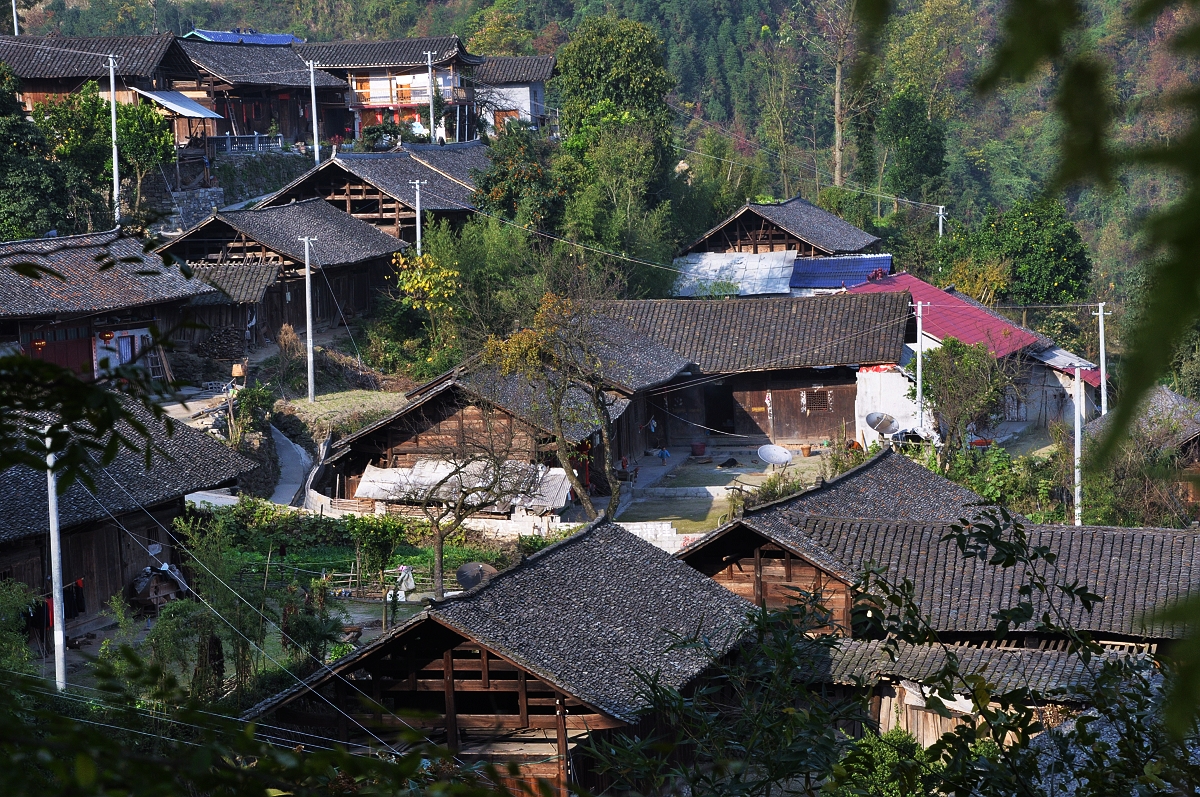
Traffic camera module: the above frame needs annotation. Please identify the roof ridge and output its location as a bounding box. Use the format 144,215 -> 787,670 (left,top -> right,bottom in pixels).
0,225 -> 121,252
406,151 -> 475,191
743,448 -> 893,515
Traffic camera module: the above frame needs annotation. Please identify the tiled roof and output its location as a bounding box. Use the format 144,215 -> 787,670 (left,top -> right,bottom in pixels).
405,140 -> 492,186
0,34 -> 196,80
473,55 -> 555,85
179,39 -> 344,88
816,639 -> 1098,697
752,198 -> 880,253
189,262 -> 279,305
1085,385 -> 1200,450
850,272 -> 1041,358
0,399 -> 255,543
211,199 -> 405,264
0,228 -> 214,319
294,36 -> 483,69
734,514 -> 1200,639
790,253 -> 893,290
264,148 -> 485,213
747,449 -> 997,524
598,293 -> 911,373
242,520 -> 752,723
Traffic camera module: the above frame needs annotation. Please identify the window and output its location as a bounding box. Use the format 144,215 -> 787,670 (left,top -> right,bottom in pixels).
805,390 -> 831,412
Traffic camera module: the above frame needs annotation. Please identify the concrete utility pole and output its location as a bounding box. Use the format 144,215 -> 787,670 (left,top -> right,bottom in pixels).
45,432 -> 65,691
308,60 -> 320,166
1080,364 -> 1089,525
301,237 -> 316,403
937,206 -> 946,237
409,180 -> 426,255
1094,301 -> 1111,416
915,301 -> 925,430
11,0 -> 18,35
425,50 -> 436,140
109,55 -> 120,223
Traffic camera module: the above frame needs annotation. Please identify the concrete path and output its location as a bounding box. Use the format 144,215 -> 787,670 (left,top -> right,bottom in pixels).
270,425 -> 313,506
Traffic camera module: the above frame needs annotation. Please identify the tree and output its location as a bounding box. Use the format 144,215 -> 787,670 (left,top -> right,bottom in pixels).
466,0 -> 534,56
116,100 -> 173,211
937,197 -> 1092,305
553,15 -> 676,168
32,81 -> 113,233
752,17 -> 804,198
484,292 -> 633,521
347,515 -> 414,627
0,64 -> 65,240
913,337 -> 1011,470
876,89 -> 945,201
471,120 -> 564,228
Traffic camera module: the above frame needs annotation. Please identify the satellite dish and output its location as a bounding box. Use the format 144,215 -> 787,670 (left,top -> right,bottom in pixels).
757,444 -> 793,466
456,562 -> 498,590
865,412 -> 900,435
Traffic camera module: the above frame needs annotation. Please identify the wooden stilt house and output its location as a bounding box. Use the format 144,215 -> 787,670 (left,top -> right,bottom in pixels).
157,198 -> 406,351
257,141 -> 490,243
241,521 -> 751,794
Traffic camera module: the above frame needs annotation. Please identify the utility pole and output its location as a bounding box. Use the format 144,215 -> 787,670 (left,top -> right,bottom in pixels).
11,0 -> 18,35
1094,301 -> 1111,416
308,60 -> 320,166
409,180 -> 426,255
45,432 -> 66,691
915,301 -> 924,430
937,206 -> 946,237
301,237 -> 316,403
1074,367 -> 1082,526
109,55 -> 120,224
425,51 -> 436,141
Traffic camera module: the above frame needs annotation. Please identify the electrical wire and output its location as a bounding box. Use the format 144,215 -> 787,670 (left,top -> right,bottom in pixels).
82,460 -> 462,758
76,481 -> 409,755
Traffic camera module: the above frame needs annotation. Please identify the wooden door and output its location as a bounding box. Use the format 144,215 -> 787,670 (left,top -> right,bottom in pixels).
733,388 -> 771,437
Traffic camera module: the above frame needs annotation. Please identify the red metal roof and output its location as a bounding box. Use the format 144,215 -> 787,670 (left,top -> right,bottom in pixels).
848,272 -> 1040,358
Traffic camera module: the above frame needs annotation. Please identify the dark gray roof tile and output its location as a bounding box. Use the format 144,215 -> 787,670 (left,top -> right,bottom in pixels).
189,262 -> 278,304
0,34 -> 195,79
598,293 -> 910,373
294,36 -> 482,69
212,198 -> 405,264
180,39 -> 344,87
0,228 -> 214,318
473,55 -> 555,85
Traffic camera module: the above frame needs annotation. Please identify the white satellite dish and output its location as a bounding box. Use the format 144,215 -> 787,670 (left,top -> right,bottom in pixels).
865,412 -> 900,435
758,444 -> 793,466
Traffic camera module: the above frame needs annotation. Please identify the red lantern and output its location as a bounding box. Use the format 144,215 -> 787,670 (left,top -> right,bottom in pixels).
99,330 -> 115,342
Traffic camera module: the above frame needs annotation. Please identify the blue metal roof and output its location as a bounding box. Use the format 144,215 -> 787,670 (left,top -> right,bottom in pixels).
186,29 -> 304,45
790,253 -> 893,290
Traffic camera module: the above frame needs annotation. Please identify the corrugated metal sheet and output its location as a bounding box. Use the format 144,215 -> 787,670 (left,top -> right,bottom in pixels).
849,272 -> 1041,358
790,253 -> 892,290
673,251 -> 795,296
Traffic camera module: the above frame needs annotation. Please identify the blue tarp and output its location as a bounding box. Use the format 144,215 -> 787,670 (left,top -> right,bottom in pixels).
186,28 -> 304,45
790,253 -> 893,290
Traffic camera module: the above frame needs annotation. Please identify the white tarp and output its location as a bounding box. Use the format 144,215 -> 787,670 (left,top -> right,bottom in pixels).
132,88 -> 223,119
673,250 -> 796,297
354,460 -> 572,514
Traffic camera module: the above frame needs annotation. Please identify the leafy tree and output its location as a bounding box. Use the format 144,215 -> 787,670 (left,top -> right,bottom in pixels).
466,0 -> 534,56
0,579 -> 34,674
752,16 -> 804,197
553,15 -> 676,167
32,81 -> 113,233
116,100 -> 173,211
471,120 -> 564,228
912,337 -> 1010,470
876,89 -> 945,201
828,728 -> 942,797
0,63 -> 65,239
938,197 -> 1092,304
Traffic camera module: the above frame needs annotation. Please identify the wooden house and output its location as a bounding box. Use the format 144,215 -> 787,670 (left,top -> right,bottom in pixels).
157,198 -> 405,351
679,197 -> 880,257
240,520 -> 750,794
596,293 -> 913,447
0,227 -> 214,377
0,34 -> 197,112
678,458 -> 1197,650
472,56 -> 556,133
0,399 -> 253,635
174,39 -> 348,147
257,142 -> 489,243
310,360 -> 643,510
295,36 -> 483,142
